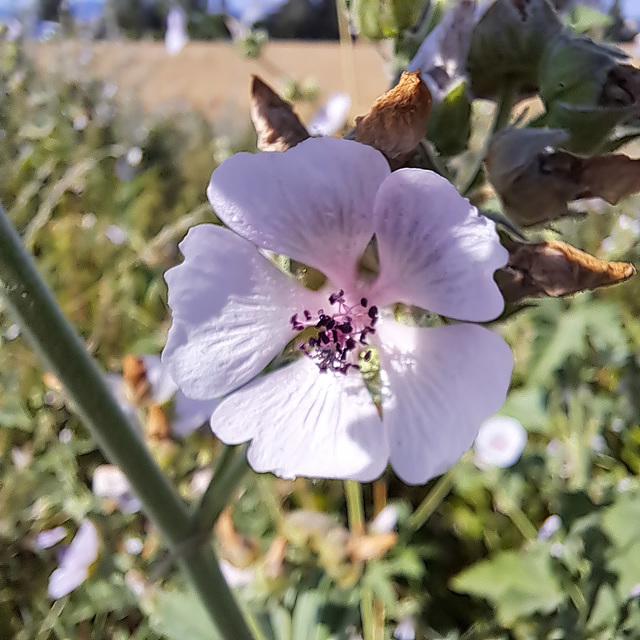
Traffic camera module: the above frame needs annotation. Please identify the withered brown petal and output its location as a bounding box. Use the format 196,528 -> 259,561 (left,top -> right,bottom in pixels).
580,154 -> 640,204
355,71 -> 432,163
347,533 -> 398,562
146,403 -> 171,441
249,75 -> 310,152
496,239 -> 636,303
122,354 -> 150,404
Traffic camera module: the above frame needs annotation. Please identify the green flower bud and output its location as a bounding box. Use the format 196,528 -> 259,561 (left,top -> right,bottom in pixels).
427,80 -> 472,156
537,34 -> 640,153
467,0 -> 562,100
354,0 -> 422,40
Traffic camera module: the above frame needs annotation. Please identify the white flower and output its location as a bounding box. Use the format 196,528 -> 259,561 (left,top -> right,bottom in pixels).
104,224 -> 128,245
308,93 -> 351,137
92,464 -> 141,514
34,526 -> 67,550
219,559 -> 255,588
538,515 -> 562,541
473,415 -> 527,468
48,520 -> 99,599
370,505 -> 399,535
162,137 -> 512,485
394,617 -> 416,640
165,7 -> 188,56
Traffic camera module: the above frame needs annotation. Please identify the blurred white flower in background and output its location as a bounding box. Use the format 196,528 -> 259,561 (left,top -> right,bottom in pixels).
104,224 -> 128,245
165,6 -> 188,56
93,464 -> 141,513
538,515 -> 562,540
394,617 -> 416,640
308,93 -> 351,137
34,526 -> 67,550
219,559 -> 255,588
370,504 -> 399,534
48,520 -> 99,599
474,415 -> 527,468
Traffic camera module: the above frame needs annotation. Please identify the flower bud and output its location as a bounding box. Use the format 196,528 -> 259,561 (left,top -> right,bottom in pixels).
487,126 -> 640,225
538,33 -> 640,152
427,80 -> 472,156
354,0 -> 422,41
467,0 -> 562,100
355,71 -> 432,164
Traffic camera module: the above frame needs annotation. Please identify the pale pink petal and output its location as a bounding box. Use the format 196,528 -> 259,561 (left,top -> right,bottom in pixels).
372,169 -> 507,322
172,392 -> 219,437
211,357 -> 388,482
206,137 -> 390,285
376,320 -> 513,485
163,225 -> 322,398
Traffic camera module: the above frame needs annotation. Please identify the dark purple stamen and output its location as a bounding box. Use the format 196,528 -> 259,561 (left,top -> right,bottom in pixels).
290,290 -> 379,375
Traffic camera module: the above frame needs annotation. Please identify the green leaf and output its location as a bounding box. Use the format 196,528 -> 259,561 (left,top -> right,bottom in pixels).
149,589 -> 221,640
291,591 -> 322,640
451,546 -> 565,626
500,387 -> 548,433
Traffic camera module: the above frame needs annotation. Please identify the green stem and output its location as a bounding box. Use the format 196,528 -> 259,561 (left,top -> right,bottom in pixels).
0,206 -> 254,640
192,445 -> 250,533
461,83 -> 518,197
344,481 -> 373,640
408,469 -> 455,531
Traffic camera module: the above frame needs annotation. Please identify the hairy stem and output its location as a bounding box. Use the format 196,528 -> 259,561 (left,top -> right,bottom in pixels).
0,206 -> 254,640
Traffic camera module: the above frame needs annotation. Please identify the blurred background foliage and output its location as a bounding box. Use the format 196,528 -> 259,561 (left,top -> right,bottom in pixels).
2,0 -> 640,639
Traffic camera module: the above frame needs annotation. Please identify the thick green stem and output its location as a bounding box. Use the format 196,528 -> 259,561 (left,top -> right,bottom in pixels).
0,206 -> 254,640
192,445 -> 250,533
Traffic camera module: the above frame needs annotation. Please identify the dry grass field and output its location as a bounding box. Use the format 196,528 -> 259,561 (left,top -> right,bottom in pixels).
37,40 -> 390,135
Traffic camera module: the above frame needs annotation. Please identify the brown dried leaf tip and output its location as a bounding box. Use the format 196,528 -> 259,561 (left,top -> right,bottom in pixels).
355,71 -> 432,163
250,75 -> 310,152
497,239 -> 636,303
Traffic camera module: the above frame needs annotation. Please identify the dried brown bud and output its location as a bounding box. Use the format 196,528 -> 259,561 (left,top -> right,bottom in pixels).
249,75 -> 310,152
355,71 -> 432,164
496,239 -> 636,303
347,533 -> 398,562
487,127 -> 640,226
215,508 -> 260,567
122,354 -> 150,404
146,403 -> 171,441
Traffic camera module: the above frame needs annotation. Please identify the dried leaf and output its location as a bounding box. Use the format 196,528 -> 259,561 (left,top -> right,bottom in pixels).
347,532 -> 397,562
355,71 -> 432,163
215,508 -> 260,567
264,535 -> 287,579
146,403 -> 171,441
579,154 -> 640,204
122,354 -> 150,404
496,239 -> 636,303
249,75 -> 310,152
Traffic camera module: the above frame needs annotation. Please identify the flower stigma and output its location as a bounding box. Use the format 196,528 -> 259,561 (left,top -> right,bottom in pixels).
289,290 -> 378,375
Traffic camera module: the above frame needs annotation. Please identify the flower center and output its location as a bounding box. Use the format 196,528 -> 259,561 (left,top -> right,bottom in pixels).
289,290 -> 378,374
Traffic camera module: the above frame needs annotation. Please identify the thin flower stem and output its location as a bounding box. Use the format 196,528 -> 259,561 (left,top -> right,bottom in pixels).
344,480 -> 366,536
0,206 -> 254,640
344,480 -> 374,640
408,469 -> 456,531
192,445 -> 250,534
460,83 -> 518,197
